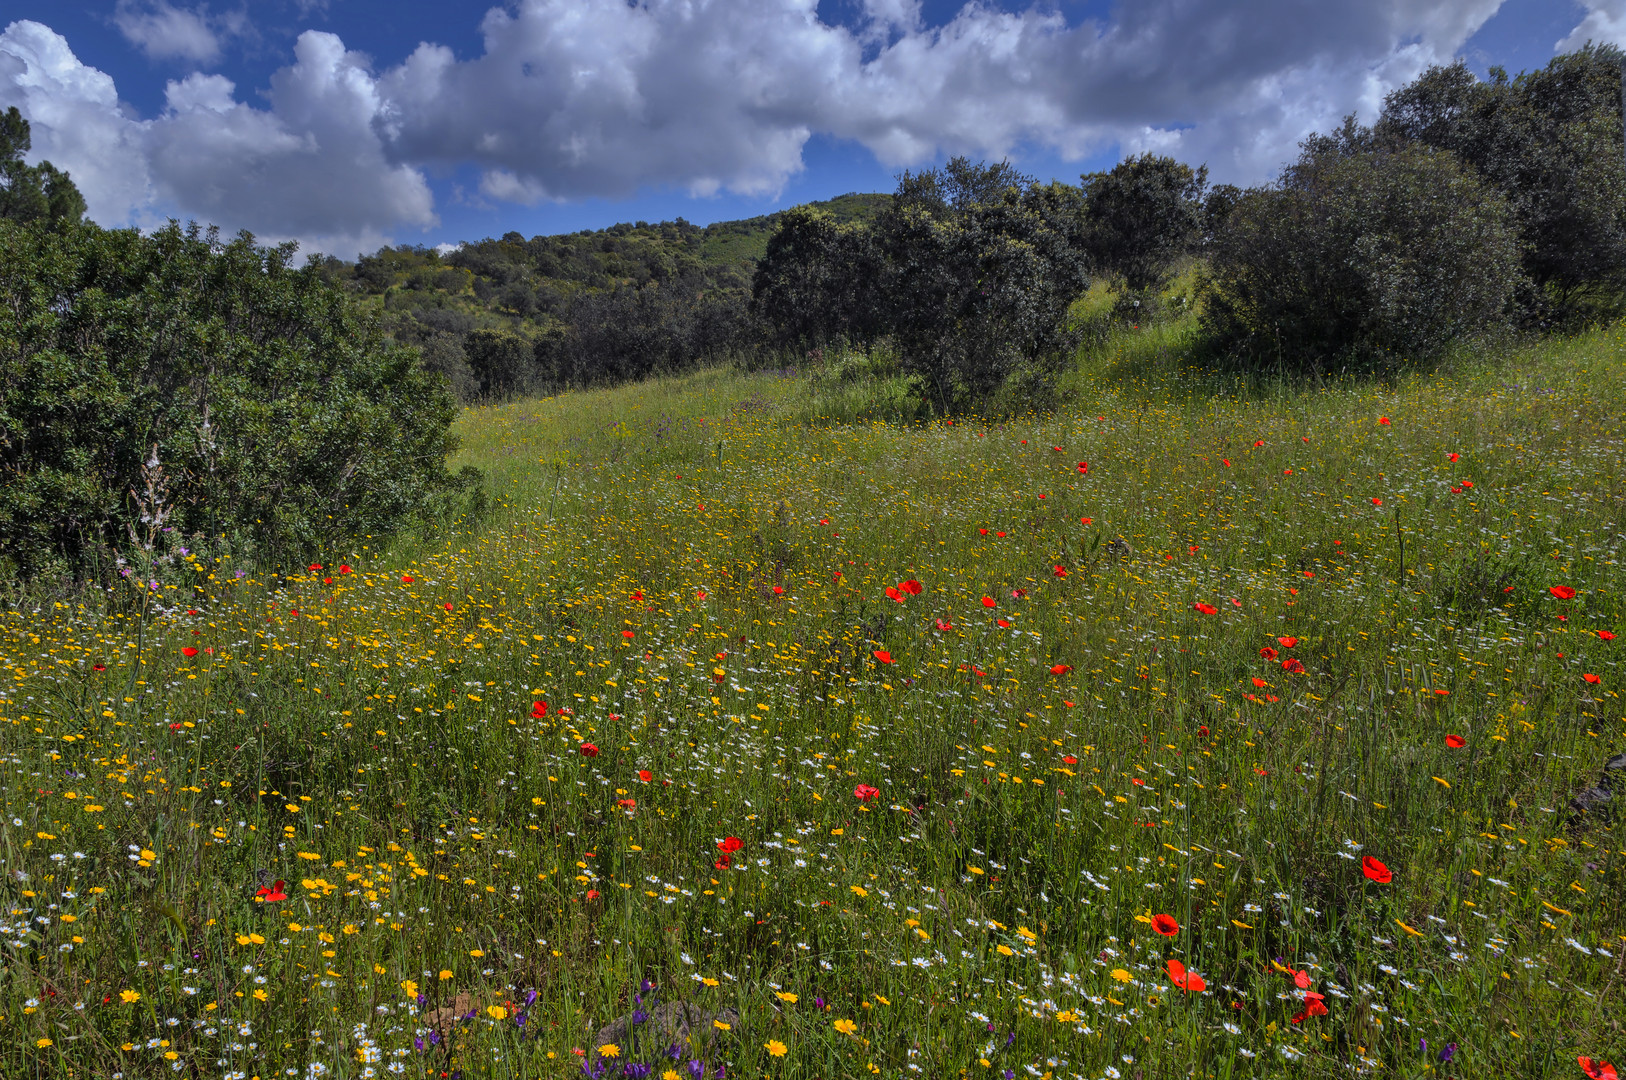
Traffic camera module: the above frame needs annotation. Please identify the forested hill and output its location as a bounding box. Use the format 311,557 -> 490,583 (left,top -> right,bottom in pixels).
313,192 -> 889,399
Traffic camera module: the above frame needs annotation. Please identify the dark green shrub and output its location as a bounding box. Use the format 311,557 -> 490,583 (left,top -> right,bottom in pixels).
0,219 -> 477,581
1373,48 -> 1626,323
1080,153 -> 1208,301
1201,145 -> 1524,370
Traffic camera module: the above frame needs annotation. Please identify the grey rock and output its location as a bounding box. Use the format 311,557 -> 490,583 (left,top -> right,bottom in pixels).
588,1001 -> 739,1070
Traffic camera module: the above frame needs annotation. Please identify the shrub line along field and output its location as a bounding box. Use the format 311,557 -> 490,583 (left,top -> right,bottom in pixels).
3,318 -> 1625,1078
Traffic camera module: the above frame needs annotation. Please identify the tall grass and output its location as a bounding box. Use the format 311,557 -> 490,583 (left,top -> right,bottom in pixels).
2,316 -> 1624,1078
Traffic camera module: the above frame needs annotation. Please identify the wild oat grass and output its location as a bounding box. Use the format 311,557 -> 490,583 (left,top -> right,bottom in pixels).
3,317 -> 1624,1079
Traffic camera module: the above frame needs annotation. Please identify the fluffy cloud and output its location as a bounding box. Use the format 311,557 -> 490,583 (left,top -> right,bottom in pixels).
3,1 -> 1527,251
377,0 -> 1509,204
146,31 -> 436,251
0,21 -> 432,256
113,1 -> 231,64
1557,1 -> 1626,50
0,20 -> 154,223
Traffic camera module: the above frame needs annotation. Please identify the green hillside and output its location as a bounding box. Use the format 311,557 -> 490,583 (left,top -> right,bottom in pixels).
316,192 -> 887,399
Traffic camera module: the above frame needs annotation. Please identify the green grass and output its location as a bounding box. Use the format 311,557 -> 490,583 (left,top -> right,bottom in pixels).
3,315 -> 1625,1079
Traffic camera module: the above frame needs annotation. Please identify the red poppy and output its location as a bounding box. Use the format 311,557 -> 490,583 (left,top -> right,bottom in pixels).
621,630 -> 635,639
1081,517 -> 1093,525
1600,630 -> 1616,641
256,880 -> 287,902
1222,459 -> 1231,467
579,743 -> 599,758
1584,673 -> 1601,684
586,890 -> 600,900
401,574 -> 414,584
1011,588 -> 1027,599
1062,755 -> 1078,765
443,602 -> 454,611
901,579 -> 922,595
1290,991 -> 1328,1024
1193,602 -> 1218,615
181,646 -> 199,657
854,784 -> 881,801
1259,646 -> 1278,661
93,664 -> 106,672
1077,462 -> 1089,474
886,586 -> 903,602
309,563 -> 322,572
1251,677 -> 1269,689
1253,440 -> 1264,447
717,836 -> 743,853
339,565 -> 351,574
1371,497 -> 1383,506
1197,725 -> 1210,738
323,577 -> 333,585
873,650 -> 893,664
1580,1057 -> 1619,1080
1151,914 -> 1180,936
1448,452 -> 1459,462
1281,658 -> 1305,673
616,798 -> 636,809
934,618 -> 954,631
1050,664 -> 1073,676
772,585 -> 784,595
1167,958 -> 1205,992
1277,636 -> 1299,648
1052,565 -> 1068,578
638,770 -> 652,783
1378,417 -> 1391,425
997,618 -> 1012,628
982,596 -> 996,608
1361,856 -> 1392,883
1445,734 -> 1466,748
979,528 -> 989,535
1230,598 -> 1242,607
1551,585 -> 1578,600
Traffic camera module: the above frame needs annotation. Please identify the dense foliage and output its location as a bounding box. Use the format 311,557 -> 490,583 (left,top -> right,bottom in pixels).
1370,45 -> 1626,322
0,220 -> 477,581
1201,144 -> 1524,369
754,159 -> 1091,409
0,106 -> 86,227
1079,153 -> 1208,299
328,194 -> 889,401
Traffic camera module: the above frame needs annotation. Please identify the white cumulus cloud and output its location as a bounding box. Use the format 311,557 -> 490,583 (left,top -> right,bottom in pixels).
113,1 -> 238,65
1,1 -> 1531,252
0,20 -> 433,257
1557,0 -> 1626,50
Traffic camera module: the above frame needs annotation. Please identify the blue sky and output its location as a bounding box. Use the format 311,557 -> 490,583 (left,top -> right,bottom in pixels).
0,0 -> 1616,258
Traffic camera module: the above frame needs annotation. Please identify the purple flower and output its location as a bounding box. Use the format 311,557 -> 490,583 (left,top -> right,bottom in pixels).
429,1031 -> 441,1046
640,978 -> 656,993
416,994 -> 426,1007
1439,1043 -> 1456,1064
624,1066 -> 652,1079
414,1037 -> 424,1051
1419,1039 -> 1428,1054
1003,1072 -> 1015,1080
814,997 -> 826,1010
631,1009 -> 648,1025
666,1045 -> 683,1061
686,1061 -> 704,1079
525,989 -> 539,1008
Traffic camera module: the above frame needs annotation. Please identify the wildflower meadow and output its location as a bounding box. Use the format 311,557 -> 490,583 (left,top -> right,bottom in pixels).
3,318 -> 1625,1079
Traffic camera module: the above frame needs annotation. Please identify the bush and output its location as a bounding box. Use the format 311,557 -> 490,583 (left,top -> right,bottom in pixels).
0,220 -> 478,581
1201,145 -> 1524,370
